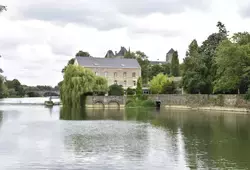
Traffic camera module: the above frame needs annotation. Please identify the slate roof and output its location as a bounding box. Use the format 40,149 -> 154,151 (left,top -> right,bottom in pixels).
105,50 -> 115,58
116,46 -> 127,56
150,61 -> 167,65
76,57 -> 141,69
167,48 -> 175,54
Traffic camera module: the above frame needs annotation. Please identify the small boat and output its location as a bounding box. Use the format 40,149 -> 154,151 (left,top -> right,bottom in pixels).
44,100 -> 54,107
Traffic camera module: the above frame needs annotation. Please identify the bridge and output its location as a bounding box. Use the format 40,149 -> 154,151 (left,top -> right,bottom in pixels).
85,96 -> 126,109
26,90 -> 60,97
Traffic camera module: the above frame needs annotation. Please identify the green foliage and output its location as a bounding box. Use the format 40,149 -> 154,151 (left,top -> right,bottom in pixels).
136,77 -> 142,96
126,96 -> 155,108
214,34 -> 250,93
183,22 -> 228,94
75,50 -> 91,57
5,79 -> 25,97
245,87 -> 250,101
149,73 -> 174,94
62,58 -> 75,73
27,92 -> 41,97
126,87 -> 135,95
108,84 -> 124,96
149,64 -> 164,79
162,81 -> 177,94
182,40 -> 209,94
179,63 -> 184,76
170,51 -> 180,76
60,65 -> 108,107
0,76 -> 8,98
94,76 -> 108,94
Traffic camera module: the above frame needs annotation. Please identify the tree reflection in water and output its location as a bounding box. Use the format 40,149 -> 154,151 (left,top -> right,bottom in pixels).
60,107 -> 250,169
0,111 -> 3,128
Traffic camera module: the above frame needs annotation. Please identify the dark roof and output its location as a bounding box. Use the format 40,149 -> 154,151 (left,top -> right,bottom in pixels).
167,48 -> 175,54
76,57 -> 141,69
116,46 -> 127,56
105,50 -> 115,58
150,61 -> 167,65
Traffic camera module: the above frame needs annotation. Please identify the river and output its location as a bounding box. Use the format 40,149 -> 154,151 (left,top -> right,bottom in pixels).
0,98 -> 250,169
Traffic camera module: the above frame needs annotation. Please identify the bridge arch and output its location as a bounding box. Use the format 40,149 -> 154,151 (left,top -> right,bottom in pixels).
108,100 -> 120,109
93,101 -> 105,109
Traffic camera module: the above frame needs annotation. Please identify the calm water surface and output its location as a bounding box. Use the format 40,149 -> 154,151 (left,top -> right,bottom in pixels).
0,98 -> 250,170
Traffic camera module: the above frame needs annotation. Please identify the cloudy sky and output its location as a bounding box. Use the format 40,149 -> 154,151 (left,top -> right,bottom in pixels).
0,0 -> 250,86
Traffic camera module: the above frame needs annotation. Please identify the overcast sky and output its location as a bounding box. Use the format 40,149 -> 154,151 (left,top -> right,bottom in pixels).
0,0 -> 250,86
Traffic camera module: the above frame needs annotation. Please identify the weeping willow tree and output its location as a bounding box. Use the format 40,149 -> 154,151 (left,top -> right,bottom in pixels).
60,65 -> 108,108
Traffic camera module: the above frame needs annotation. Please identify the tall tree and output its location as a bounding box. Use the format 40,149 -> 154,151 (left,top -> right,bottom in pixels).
75,51 -> 91,57
198,21 -> 228,93
0,75 -> 8,98
214,34 -> 250,94
182,40 -> 208,94
62,58 -> 75,73
60,65 -> 108,108
170,51 -> 180,76
136,77 -> 142,96
5,79 -> 25,97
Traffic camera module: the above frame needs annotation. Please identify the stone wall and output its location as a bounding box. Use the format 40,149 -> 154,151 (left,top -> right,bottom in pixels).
85,94 -> 250,111
85,96 -> 126,108
148,94 -> 250,109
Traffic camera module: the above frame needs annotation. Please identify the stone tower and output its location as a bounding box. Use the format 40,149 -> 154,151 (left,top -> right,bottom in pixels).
166,48 -> 175,63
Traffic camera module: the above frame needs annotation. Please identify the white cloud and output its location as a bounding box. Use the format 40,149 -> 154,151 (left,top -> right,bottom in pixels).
0,0 -> 250,86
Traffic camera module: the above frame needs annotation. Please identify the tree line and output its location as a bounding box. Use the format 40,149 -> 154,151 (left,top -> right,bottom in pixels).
0,78 -> 59,98
182,22 -> 250,95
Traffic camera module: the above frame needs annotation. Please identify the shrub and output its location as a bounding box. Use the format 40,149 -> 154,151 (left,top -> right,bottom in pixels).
162,81 -> 177,94
127,87 -> 135,95
142,100 -> 156,107
108,84 -> 124,96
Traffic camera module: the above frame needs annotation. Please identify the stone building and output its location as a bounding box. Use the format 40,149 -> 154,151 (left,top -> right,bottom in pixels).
149,48 -> 175,65
75,56 -> 141,89
166,48 -> 175,63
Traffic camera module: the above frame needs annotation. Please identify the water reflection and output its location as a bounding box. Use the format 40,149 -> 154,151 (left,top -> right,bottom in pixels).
60,107 -> 250,169
0,104 -> 250,169
0,111 -> 3,128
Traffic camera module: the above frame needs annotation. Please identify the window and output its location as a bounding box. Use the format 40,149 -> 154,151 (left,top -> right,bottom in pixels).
123,72 -> 127,78
133,81 -> 136,86
114,72 -> 117,77
132,72 -> 136,78
124,80 -> 127,87
114,80 -> 118,85
104,72 -> 108,77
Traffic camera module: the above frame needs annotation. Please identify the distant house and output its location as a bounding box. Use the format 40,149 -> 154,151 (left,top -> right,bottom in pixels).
149,48 -> 175,65
75,57 -> 141,89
